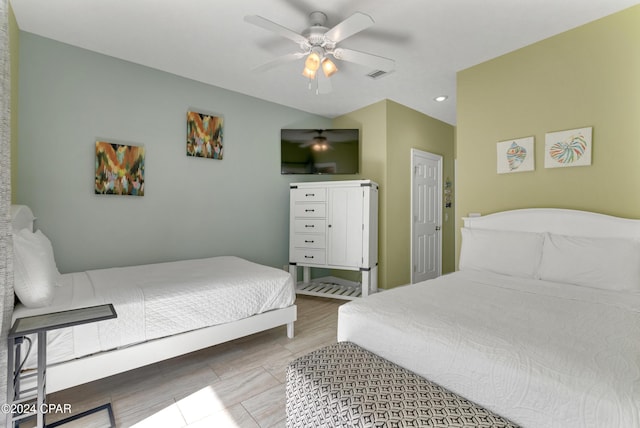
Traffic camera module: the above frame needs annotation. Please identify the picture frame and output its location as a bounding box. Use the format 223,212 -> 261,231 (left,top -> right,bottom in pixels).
95,140 -> 145,196
186,110 -> 224,159
544,127 -> 592,168
497,136 -> 534,174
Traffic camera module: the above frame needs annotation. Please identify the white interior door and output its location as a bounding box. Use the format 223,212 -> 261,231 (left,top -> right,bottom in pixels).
411,149 -> 442,283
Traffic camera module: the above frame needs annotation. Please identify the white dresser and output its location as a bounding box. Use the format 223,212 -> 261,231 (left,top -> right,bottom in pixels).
289,180 -> 378,299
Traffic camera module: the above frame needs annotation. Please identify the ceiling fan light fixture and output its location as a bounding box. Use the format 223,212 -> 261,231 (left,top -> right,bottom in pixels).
321,58 -> 338,77
304,51 -> 321,71
302,66 -> 317,79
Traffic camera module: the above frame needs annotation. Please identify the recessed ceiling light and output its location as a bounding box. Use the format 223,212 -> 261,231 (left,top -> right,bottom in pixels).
434,95 -> 448,102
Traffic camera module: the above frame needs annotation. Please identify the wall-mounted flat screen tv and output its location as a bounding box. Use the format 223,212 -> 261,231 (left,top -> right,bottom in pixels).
281,129 -> 359,174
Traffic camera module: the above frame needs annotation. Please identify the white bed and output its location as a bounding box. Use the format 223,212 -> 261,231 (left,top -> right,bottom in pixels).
10,206 -> 297,393
338,208 -> 640,428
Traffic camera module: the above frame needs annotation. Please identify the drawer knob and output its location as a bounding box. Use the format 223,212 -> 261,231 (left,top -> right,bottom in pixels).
304,255 -> 314,259
305,240 -> 314,243
305,209 -> 315,212
305,224 -> 314,228
305,193 -> 315,197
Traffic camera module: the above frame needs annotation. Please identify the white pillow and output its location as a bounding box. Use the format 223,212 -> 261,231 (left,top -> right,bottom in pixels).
538,233 -> 640,292
13,229 -> 60,308
459,227 -> 544,278
10,205 -> 36,232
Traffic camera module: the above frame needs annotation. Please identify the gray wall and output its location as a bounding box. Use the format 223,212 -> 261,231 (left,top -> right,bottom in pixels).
17,32 -> 332,273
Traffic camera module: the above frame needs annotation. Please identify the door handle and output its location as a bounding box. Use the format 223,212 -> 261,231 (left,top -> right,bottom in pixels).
435,226 -> 441,231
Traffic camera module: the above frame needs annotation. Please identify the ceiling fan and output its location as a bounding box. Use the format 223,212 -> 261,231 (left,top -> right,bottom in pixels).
244,11 -> 395,94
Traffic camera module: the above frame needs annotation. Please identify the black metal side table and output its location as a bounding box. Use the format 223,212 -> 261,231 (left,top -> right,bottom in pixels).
6,304 -> 117,428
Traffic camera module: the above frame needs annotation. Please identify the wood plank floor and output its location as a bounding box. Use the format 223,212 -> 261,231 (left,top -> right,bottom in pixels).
43,296 -> 344,428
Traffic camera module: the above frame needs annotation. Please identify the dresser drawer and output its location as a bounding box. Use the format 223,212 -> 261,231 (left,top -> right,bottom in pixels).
293,234 -> 326,249
294,219 -> 326,233
291,188 -> 326,202
294,203 -> 326,218
291,248 -> 326,265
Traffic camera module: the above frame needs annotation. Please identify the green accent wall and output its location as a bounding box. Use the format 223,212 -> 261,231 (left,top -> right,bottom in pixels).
334,99 -> 455,289
456,5 -> 640,265
9,3 -> 18,202
332,101 -> 389,287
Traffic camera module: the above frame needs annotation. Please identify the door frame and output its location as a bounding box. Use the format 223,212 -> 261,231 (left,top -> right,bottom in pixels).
410,149 -> 443,283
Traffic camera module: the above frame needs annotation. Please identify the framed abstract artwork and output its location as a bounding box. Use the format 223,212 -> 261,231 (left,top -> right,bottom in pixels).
95,141 -> 145,196
544,127 -> 592,168
497,136 -> 534,174
186,110 -> 224,159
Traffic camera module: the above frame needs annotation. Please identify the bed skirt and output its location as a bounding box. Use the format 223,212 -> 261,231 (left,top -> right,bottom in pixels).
286,341 -> 519,428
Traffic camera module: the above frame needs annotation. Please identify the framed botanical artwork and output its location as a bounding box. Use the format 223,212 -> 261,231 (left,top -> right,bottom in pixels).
497,136 -> 534,174
544,127 -> 592,168
95,141 -> 145,196
186,110 -> 224,159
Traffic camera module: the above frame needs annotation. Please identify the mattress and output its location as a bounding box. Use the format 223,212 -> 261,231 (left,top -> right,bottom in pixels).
337,270 -> 640,428
13,256 -> 295,368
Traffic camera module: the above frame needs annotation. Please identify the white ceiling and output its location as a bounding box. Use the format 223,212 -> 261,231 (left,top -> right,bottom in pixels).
10,0 -> 640,125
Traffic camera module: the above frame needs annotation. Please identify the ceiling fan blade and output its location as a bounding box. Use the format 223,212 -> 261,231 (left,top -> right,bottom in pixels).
244,15 -> 308,46
324,12 -> 374,43
252,52 -> 306,72
333,48 -> 395,72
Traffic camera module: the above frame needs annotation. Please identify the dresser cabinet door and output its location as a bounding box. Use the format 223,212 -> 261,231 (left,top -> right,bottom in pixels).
327,187 -> 364,268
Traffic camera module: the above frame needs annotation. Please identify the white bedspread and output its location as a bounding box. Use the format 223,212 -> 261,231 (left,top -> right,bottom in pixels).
14,256 -> 295,368
337,270 -> 640,428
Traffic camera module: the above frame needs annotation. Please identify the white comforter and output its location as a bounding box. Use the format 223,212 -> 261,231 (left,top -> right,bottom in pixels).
14,256 -> 295,368
337,270 -> 640,428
